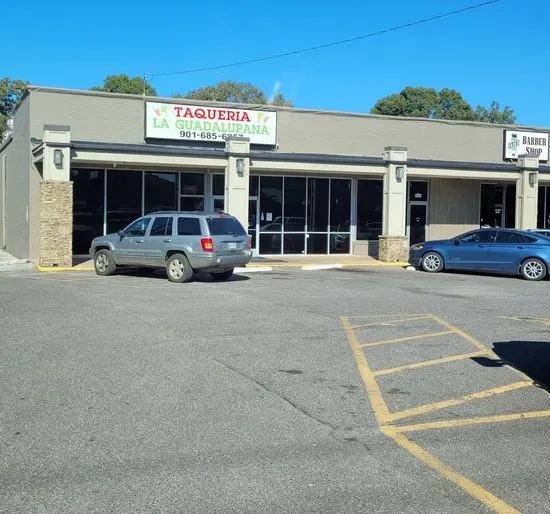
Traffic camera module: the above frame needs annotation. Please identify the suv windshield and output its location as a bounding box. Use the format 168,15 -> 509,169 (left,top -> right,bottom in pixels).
207,217 -> 246,236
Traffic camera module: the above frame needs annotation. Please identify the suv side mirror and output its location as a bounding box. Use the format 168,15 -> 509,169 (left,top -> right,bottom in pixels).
118,230 -> 125,238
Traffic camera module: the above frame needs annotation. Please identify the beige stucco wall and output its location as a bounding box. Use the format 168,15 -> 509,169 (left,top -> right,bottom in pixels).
0,96 -> 31,258
27,87 -> 550,166
428,178 -> 481,240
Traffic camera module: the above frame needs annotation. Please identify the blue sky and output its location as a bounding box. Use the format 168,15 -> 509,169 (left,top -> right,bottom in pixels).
4,0 -> 549,126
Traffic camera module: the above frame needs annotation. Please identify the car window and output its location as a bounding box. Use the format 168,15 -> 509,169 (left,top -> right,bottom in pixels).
495,231 -> 524,244
177,217 -> 201,236
460,230 -> 496,243
125,217 -> 151,237
523,234 -> 537,243
207,217 -> 246,236
149,217 -> 172,236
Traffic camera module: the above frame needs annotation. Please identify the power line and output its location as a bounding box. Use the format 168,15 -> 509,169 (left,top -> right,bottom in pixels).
148,0 -> 500,78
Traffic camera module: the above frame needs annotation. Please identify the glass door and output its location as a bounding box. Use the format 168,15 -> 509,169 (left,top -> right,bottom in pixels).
248,198 -> 259,256
409,204 -> 427,245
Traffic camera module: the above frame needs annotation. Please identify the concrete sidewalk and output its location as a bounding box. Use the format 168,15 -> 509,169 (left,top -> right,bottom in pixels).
0,250 -> 36,272
59,254 -> 408,273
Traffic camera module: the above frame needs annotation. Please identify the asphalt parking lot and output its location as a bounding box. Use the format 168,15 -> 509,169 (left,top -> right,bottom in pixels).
1,266 -> 549,513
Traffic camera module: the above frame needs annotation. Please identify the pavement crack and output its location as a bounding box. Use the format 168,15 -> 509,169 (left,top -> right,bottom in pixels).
213,358 -> 338,431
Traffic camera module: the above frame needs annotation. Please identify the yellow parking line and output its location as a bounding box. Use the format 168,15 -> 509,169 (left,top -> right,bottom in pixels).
341,316 -> 390,425
382,427 -> 520,514
358,330 -> 454,348
398,410 -> 550,433
387,381 -> 533,422
351,315 -> 433,329
428,314 -> 489,353
347,313 -> 428,319
373,350 -> 489,377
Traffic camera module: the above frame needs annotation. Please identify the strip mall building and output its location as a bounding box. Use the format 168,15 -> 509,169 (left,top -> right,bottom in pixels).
1,86 -> 549,267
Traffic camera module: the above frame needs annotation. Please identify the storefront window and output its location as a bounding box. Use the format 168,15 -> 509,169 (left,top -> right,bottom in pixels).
107,170 -> 142,234
330,179 -> 351,232
538,186 -> 548,228
307,178 -> 329,232
180,172 -> 205,212
212,174 -> 224,196
144,172 -> 177,214
357,180 -> 383,240
259,176 -> 283,253
71,169 -> 105,255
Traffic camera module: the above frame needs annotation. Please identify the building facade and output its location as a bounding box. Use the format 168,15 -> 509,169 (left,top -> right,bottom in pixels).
1,86 -> 549,267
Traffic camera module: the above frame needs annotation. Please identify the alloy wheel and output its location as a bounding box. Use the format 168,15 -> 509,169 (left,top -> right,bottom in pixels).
96,253 -> 108,273
423,254 -> 441,272
169,259 -> 184,279
524,260 -> 544,280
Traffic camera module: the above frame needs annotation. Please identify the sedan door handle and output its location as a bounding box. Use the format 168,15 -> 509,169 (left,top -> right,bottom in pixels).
476,244 -> 486,248
515,245 -> 525,249
164,239 -> 172,243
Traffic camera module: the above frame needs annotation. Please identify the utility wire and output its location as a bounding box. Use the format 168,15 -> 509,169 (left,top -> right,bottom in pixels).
148,0 -> 500,78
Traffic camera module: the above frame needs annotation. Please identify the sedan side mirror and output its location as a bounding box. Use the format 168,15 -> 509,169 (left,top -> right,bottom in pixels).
453,239 -> 460,246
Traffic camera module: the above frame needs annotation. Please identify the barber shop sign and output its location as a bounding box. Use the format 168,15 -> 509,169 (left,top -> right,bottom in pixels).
504,130 -> 549,161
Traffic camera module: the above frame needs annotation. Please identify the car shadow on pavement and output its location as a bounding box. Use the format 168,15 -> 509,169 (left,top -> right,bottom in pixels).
112,268 -> 250,283
472,341 -> 550,391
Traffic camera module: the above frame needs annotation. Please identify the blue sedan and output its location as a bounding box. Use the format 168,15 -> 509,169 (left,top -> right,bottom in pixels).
409,228 -> 550,281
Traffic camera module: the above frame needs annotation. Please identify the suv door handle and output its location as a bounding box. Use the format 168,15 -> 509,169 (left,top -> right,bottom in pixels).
164,239 -> 172,243
135,240 -> 144,244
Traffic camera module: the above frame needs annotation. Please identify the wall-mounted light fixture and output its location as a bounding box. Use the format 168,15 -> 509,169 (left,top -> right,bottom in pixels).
236,158 -> 245,177
529,171 -> 538,188
395,165 -> 405,181
53,149 -> 63,167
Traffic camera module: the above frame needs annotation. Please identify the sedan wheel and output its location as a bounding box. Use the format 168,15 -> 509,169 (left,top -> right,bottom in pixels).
520,258 -> 547,281
421,252 -> 444,273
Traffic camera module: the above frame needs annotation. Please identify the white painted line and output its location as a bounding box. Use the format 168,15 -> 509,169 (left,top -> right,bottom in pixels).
302,264 -> 344,271
234,266 -> 273,273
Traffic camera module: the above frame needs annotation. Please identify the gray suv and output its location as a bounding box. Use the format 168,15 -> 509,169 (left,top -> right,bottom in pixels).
89,211 -> 252,282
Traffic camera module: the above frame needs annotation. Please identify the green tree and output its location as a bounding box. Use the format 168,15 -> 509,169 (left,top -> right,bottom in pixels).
370,86 -> 515,123
91,74 -> 157,96
175,80 -> 293,106
474,100 -> 516,124
1,78 -> 28,131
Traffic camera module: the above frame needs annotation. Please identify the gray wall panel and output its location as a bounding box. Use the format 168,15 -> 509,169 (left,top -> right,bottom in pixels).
429,178 -> 481,240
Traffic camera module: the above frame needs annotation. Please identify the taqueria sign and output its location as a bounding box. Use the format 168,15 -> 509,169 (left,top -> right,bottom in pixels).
145,102 -> 277,145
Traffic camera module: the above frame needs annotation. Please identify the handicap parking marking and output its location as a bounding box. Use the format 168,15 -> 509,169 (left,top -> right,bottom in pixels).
340,312 -> 550,514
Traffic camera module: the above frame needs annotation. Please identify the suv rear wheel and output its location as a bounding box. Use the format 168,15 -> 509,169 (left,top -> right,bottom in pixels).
210,269 -> 234,281
94,249 -> 116,276
166,253 -> 193,283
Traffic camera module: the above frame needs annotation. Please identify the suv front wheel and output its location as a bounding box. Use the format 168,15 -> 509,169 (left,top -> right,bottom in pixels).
166,253 -> 193,283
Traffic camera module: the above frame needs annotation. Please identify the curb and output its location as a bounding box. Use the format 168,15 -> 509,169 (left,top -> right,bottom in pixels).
36,262 -> 410,273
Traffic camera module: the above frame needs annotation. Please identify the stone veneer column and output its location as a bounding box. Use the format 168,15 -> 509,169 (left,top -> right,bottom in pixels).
515,155 -> 539,230
39,125 -> 73,267
39,181 -> 73,267
378,146 -> 409,262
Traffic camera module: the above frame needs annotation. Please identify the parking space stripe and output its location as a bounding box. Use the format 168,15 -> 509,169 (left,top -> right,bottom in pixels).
387,381 -> 533,422
347,313 -> 428,319
341,316 -> 390,425
358,330 -> 454,348
350,315 -> 433,329
341,313 -> 529,513
428,314 -> 490,353
398,410 -> 550,433
382,427 -> 520,514
372,350 -> 490,377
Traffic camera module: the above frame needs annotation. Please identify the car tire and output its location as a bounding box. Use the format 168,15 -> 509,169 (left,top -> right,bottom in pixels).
520,258 -> 547,281
210,269 -> 234,281
421,252 -> 444,273
166,253 -> 193,283
94,249 -> 116,276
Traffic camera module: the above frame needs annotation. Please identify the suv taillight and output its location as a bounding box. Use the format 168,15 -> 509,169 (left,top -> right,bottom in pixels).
247,235 -> 252,250
201,238 -> 214,252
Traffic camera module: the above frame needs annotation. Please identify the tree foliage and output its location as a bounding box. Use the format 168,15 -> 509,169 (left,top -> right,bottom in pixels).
1,78 -> 28,131
91,74 -> 157,96
370,86 -> 516,124
176,80 -> 293,106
